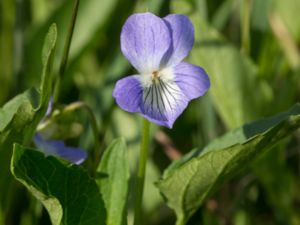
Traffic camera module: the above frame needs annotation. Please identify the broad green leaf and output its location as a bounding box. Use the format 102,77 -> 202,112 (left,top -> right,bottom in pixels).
157,104 -> 300,225
97,138 -> 129,225
171,0 -> 271,129
11,144 -> 106,225
0,24 -> 57,210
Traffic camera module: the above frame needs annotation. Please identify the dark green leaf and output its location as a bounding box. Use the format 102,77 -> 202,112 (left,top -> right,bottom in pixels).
97,138 -> 129,225
157,104 -> 300,225
11,144 -> 106,225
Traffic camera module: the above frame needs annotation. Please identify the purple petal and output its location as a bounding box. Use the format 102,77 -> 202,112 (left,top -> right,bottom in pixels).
162,14 -> 194,67
173,62 -> 210,100
113,75 -> 143,113
33,134 -> 87,165
140,76 -> 189,128
120,13 -> 171,74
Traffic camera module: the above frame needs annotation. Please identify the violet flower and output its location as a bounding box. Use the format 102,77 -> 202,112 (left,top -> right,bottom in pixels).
113,13 -> 210,128
34,98 -> 87,165
33,134 -> 87,165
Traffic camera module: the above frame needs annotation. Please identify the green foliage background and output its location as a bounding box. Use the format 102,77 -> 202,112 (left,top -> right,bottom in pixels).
1,0 -> 300,225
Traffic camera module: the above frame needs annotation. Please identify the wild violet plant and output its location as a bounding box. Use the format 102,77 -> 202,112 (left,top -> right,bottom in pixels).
113,13 -> 210,128
3,1 -> 300,225
113,12 -> 210,224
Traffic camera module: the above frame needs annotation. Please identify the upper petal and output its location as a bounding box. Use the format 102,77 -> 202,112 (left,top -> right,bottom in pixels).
120,13 -> 171,74
113,75 -> 143,113
173,62 -> 210,100
162,14 -> 194,67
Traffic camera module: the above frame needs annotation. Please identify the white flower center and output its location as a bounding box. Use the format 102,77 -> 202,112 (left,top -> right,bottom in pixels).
140,67 -> 174,88
139,67 -> 185,121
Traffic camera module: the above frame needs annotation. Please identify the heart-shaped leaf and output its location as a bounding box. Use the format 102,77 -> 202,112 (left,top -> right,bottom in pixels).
11,144 -> 106,225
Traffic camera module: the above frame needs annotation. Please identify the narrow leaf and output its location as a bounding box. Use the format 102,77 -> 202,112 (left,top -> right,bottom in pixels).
40,23 -> 57,106
97,138 -> 129,225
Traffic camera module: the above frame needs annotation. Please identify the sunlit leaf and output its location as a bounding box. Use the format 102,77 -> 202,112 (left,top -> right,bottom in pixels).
40,23 -> 57,105
97,138 -> 129,225
157,104 -> 300,225
11,144 -> 106,225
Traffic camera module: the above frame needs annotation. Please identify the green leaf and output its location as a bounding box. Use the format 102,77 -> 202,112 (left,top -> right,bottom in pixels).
0,89 -> 37,131
0,24 -> 57,209
97,138 -> 129,225
0,23 -> 57,141
0,89 -> 39,209
157,104 -> 300,225
0,22 -> 57,153
171,0 -> 271,129
11,144 -> 106,225
40,23 -> 57,105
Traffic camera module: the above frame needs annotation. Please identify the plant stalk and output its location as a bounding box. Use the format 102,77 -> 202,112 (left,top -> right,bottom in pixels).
133,118 -> 151,225
241,0 -> 251,55
64,102 -> 100,175
53,0 -> 80,103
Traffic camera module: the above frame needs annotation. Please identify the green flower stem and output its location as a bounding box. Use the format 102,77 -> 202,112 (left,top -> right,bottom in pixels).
64,102 -> 101,176
53,0 -> 80,103
241,0 -> 251,55
134,118 -> 151,225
